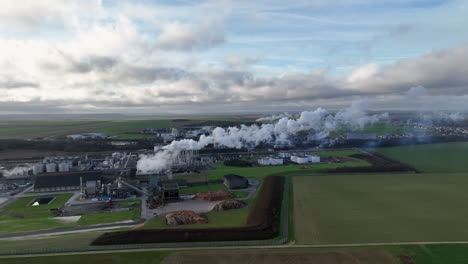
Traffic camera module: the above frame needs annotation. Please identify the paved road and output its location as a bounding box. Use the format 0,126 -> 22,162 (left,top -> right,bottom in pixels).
0,220 -> 144,240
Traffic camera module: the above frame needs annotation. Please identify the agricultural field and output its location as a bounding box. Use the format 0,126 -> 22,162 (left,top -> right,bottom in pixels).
0,250 -> 169,264
206,158 -> 369,181
378,142 -> 468,173
359,123 -> 410,135
4,244 -> 468,264
293,172 -> 468,245
0,117 -> 253,140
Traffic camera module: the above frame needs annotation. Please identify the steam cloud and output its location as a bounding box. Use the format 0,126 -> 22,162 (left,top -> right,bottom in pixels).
0,166 -> 31,178
256,112 -> 295,122
137,99 -> 387,174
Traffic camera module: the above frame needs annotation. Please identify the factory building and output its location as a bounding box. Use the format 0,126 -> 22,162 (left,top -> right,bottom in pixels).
309,155 -> 321,163
223,174 -> 249,189
291,155 -> 321,164
66,133 -> 113,140
291,155 -> 309,164
34,171 -> 102,192
258,157 -> 284,166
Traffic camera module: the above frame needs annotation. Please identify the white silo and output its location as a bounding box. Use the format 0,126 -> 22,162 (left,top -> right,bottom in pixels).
58,163 -> 69,172
32,164 -> 45,175
46,163 -> 57,173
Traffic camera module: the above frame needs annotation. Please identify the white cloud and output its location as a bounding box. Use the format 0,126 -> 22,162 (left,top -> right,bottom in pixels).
0,0 -> 467,114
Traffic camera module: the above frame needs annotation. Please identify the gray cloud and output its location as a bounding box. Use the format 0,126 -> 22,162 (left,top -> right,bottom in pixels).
156,21 -> 225,51
0,76 -> 38,89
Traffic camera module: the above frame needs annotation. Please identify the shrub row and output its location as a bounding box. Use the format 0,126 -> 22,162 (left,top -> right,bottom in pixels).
323,152 -> 419,173
223,159 -> 253,167
91,175 -> 284,245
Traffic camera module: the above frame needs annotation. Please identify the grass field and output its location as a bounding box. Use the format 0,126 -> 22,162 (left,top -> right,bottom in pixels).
293,172 -> 468,245
0,196 -> 141,234
178,183 -> 228,195
206,159 -> 369,181
0,194 -> 74,234
378,142 -> 468,173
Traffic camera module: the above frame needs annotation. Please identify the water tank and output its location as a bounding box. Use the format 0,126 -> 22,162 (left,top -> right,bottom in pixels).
32,164 -> 45,175
58,163 -> 69,172
45,163 -> 57,173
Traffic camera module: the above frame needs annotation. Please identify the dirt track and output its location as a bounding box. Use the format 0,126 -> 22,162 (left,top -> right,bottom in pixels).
162,249 -> 399,264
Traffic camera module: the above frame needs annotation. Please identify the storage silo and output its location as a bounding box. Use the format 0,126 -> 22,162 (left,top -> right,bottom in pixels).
32,164 -> 45,175
45,163 -> 57,173
58,163 -> 69,172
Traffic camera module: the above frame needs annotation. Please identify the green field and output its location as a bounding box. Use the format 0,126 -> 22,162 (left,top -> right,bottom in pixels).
293,172 -> 468,244
179,183 -> 228,195
0,194 -> 75,234
0,117 -> 251,139
4,244 -> 468,264
378,142 -> 468,173
206,159 -> 368,181
0,250 -> 169,264
0,196 -> 141,234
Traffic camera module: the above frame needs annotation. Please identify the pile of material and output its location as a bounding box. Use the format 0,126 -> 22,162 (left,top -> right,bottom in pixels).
165,210 -> 208,226
192,190 -> 235,201
212,199 -> 247,211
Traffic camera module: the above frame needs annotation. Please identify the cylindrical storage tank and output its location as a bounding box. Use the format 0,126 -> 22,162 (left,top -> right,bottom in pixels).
32,164 -> 45,175
46,163 -> 57,173
58,163 -> 69,172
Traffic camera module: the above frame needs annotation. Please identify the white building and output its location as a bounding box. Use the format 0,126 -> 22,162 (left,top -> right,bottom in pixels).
309,155 -> 321,163
291,155 -> 309,164
278,152 -> 291,158
258,157 -> 284,166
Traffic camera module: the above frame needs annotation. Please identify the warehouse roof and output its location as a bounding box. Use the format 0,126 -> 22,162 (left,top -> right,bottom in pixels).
34,171 -> 102,189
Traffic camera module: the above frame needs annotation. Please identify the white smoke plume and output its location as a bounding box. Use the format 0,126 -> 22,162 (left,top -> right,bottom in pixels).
256,112 -> 296,122
137,99 -> 387,174
421,111 -> 464,122
0,166 -> 31,178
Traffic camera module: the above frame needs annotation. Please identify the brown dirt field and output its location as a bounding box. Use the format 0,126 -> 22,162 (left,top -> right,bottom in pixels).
162,249 -> 399,264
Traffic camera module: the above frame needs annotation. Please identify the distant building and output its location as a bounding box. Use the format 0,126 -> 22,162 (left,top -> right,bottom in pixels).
278,152 -> 291,158
309,155 -> 321,163
67,133 -> 113,140
258,157 -> 284,166
34,171 -> 102,192
223,174 -> 249,189
291,155 -> 309,164
346,132 -> 377,140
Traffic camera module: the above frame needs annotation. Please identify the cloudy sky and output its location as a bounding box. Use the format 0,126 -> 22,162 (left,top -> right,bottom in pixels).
1,0 -> 468,115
